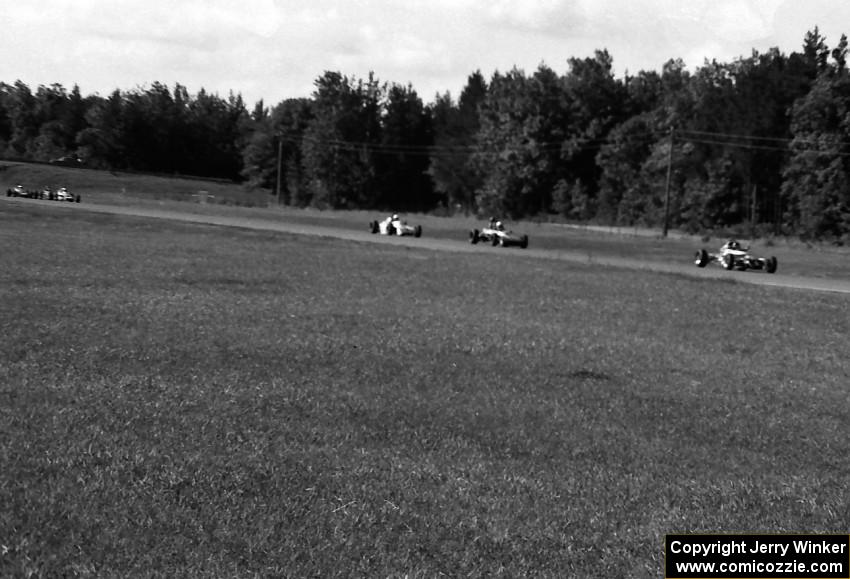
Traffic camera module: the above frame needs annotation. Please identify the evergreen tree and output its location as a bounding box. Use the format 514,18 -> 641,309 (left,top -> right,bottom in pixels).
427,71 -> 487,213
375,83 -> 433,211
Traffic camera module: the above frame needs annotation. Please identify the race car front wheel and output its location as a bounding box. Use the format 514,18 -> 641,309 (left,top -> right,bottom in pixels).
766,256 -> 778,274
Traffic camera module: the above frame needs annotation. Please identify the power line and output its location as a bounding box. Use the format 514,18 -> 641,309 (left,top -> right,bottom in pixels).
292,131 -> 660,157
284,126 -> 850,158
679,128 -> 850,150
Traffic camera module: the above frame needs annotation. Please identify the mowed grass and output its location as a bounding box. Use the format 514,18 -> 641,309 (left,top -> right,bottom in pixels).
1,203 -> 849,577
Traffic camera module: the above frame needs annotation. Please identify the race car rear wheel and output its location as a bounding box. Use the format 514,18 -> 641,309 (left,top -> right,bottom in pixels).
695,249 -> 709,267
766,256 -> 778,274
723,254 -> 735,270
414,225 -> 422,238
369,221 -> 378,234
491,234 -> 499,246
520,235 -> 528,249
469,229 -> 479,244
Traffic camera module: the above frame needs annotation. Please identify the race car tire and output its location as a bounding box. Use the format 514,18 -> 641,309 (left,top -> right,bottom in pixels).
723,254 -> 735,270
369,221 -> 378,234
520,235 -> 528,249
75,195 -> 81,203
766,256 -> 778,274
491,234 -> 499,246
469,229 -> 479,244
387,223 -> 395,236
695,249 -> 709,267
414,225 -> 422,238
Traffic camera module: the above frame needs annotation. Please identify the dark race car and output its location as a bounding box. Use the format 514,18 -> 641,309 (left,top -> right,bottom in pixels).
469,220 -> 528,249
694,239 -> 777,273
6,184 -> 28,197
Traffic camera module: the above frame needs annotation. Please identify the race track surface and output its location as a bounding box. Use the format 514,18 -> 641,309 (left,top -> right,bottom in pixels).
5,197 -> 850,295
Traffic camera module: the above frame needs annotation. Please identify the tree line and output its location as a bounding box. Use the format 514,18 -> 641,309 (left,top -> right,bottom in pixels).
2,28 -> 849,240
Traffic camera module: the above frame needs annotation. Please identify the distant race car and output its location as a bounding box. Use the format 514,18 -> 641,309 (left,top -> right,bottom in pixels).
369,215 -> 422,237
694,239 -> 777,273
30,186 -> 81,202
49,154 -> 84,167
6,184 -> 28,198
469,220 -> 529,249
54,187 -> 81,203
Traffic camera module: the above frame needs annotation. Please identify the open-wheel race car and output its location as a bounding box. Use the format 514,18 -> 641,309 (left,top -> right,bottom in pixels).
53,187 -> 81,202
694,239 -> 777,273
32,186 -> 81,202
369,214 -> 422,237
6,184 -> 30,198
469,219 -> 528,249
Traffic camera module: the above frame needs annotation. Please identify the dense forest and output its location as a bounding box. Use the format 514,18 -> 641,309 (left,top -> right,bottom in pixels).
2,28 -> 850,240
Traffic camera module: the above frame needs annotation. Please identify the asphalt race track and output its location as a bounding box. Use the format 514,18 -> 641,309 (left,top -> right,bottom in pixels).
5,196 -> 850,295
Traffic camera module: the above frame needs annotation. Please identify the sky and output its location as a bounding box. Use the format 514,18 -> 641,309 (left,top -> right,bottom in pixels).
3,0 -> 850,107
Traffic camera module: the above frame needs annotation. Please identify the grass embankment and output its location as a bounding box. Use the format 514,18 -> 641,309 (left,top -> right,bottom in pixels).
1,201 -> 848,576
0,161 -> 266,207
5,160 -> 850,282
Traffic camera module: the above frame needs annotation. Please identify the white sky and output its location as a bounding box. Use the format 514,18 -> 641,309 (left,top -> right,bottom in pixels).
3,0 -> 849,106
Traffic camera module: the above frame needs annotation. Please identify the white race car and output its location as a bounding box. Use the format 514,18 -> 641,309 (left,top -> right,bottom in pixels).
695,240 -> 777,273
369,215 -> 422,237
54,187 -> 81,203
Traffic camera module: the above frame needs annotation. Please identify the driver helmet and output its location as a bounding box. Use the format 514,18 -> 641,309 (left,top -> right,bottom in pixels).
728,239 -> 740,249
392,214 -> 399,220
496,221 -> 504,230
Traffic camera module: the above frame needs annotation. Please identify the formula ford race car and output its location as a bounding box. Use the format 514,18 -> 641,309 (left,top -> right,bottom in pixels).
6,184 -> 29,198
7,184 -> 80,202
469,220 -> 529,249
694,239 -> 777,273
52,187 -> 81,202
35,186 -> 81,202
369,215 -> 422,237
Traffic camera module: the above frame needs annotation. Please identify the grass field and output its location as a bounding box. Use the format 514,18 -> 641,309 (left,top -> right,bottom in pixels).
1,199 -> 848,577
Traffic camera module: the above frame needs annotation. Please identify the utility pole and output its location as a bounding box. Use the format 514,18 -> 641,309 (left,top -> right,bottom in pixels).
751,184 -> 757,232
662,126 -> 674,238
275,134 -> 283,205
